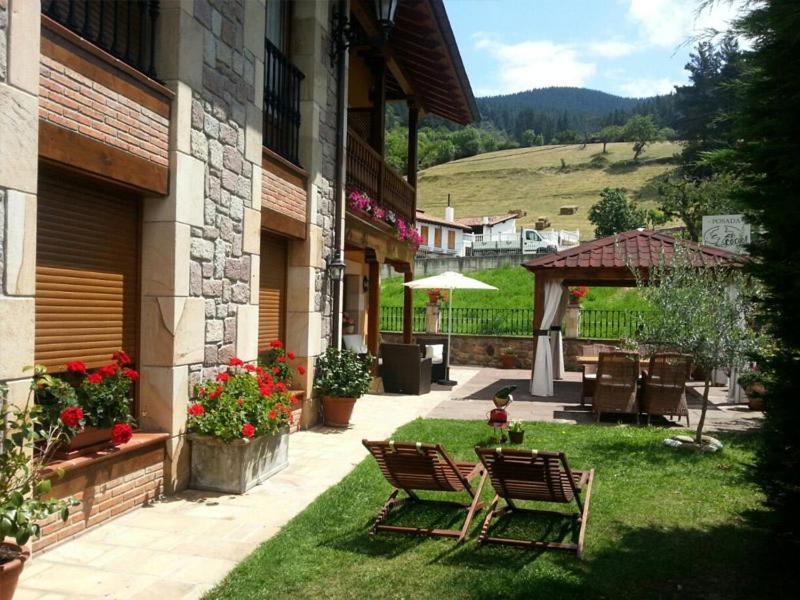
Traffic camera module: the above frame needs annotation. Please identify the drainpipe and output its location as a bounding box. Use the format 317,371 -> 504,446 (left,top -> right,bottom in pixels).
331,0 -> 349,350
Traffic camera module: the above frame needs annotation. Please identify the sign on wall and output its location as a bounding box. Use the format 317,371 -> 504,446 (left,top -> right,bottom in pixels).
702,214 -> 750,254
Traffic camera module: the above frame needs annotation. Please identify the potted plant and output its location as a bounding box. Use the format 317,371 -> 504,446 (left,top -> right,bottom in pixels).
738,369 -> 767,411
499,347 -> 517,369
426,288 -> 447,305
32,351 -> 137,457
508,420 -> 525,444
186,356 -> 300,494
1,383 -> 79,600
314,347 -> 373,427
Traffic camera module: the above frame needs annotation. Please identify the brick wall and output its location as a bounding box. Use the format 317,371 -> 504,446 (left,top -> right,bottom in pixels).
39,55 -> 169,167
262,165 -> 307,223
34,435 -> 167,552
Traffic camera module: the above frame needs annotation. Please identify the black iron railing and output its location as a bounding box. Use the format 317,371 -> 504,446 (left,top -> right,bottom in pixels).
43,0 -> 159,79
579,309 -> 649,340
380,306 -> 650,339
263,39 -> 304,165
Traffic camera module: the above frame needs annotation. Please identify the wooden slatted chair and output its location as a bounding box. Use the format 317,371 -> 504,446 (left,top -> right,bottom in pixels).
592,351 -> 641,423
474,447 -> 595,558
362,440 -> 488,543
641,353 -> 693,426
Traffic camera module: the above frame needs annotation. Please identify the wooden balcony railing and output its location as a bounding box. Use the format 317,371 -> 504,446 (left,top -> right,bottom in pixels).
346,128 -> 415,223
43,0 -> 159,79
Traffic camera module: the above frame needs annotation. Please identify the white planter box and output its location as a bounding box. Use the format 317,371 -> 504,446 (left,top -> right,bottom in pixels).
189,428 -> 289,494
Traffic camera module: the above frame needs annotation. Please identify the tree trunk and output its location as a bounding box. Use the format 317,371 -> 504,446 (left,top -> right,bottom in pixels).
695,371 -> 711,444
603,141 -> 608,153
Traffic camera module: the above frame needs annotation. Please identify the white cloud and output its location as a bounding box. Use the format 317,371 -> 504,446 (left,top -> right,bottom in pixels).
617,77 -> 680,98
627,0 -> 747,48
586,40 -> 638,59
473,33 -> 597,95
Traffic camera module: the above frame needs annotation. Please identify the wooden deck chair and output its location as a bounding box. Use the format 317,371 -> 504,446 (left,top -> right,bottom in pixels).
363,440 -> 488,543
474,447 -> 595,558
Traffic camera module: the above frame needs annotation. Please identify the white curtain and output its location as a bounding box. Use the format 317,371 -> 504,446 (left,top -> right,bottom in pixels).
531,278 -> 564,396
550,287 -> 569,380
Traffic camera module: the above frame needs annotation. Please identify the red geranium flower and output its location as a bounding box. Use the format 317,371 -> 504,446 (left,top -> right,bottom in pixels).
237,399 -> 244,406
268,410 -> 278,420
197,387 -> 207,396
216,372 -> 230,383
289,413 -> 295,425
229,357 -> 244,367
287,352 -> 295,360
245,364 -> 257,372
272,367 -> 280,375
269,340 -> 283,348
297,366 -> 306,376
276,356 -> 286,363
113,351 -> 132,365
86,373 -> 103,384
188,404 -> 205,416
122,368 -> 139,381
276,382 -> 287,392
59,406 -> 85,428
241,423 -> 255,438
66,361 -> 87,373
111,423 -> 133,445
98,364 -> 118,378
290,395 -> 300,406
259,384 -> 273,396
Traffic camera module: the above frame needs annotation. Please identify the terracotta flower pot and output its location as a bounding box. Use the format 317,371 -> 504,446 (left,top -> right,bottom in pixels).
53,426 -> 113,459
509,430 -> 525,444
322,396 -> 357,427
0,543 -> 30,600
499,354 -> 517,369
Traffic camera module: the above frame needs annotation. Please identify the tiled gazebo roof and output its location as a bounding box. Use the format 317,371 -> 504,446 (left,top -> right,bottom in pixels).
522,229 -> 741,273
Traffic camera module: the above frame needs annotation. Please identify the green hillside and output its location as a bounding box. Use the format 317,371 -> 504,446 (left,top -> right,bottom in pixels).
417,141 -> 680,238
381,266 -> 645,311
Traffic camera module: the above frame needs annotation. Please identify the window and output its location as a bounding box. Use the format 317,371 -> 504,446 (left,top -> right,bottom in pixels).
266,0 -> 290,54
420,225 -> 429,245
259,233 -> 288,347
35,171 -> 140,373
434,227 -> 442,248
447,230 -> 456,250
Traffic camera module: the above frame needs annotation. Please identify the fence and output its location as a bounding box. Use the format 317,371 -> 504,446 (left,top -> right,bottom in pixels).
380,306 -> 648,339
263,39 -> 305,165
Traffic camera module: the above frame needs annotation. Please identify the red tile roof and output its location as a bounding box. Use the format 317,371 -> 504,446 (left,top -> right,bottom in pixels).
522,229 -> 742,272
415,211 -> 473,230
455,213 -> 518,227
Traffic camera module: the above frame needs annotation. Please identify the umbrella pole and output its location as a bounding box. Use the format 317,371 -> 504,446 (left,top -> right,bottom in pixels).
440,288 -> 457,386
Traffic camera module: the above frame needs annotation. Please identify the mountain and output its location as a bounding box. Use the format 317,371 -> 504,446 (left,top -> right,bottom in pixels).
478,87 -> 644,118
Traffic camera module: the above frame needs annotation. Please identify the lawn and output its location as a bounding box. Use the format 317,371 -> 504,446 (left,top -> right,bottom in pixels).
417,141 -> 681,238
381,266 -> 646,312
206,420 -> 789,600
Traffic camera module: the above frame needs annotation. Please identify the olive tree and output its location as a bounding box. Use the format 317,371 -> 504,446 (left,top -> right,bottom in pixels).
634,246 -> 758,443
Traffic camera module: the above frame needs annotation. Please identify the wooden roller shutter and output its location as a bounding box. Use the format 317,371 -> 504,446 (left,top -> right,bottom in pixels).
36,174 -> 140,372
447,230 -> 456,250
259,232 -> 288,348
434,227 -> 442,248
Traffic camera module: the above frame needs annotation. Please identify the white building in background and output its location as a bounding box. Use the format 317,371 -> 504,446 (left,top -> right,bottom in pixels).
415,208 -> 472,256
455,212 -> 521,241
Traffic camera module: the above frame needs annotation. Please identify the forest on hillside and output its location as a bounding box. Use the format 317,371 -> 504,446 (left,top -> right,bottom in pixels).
384,86 -> 678,174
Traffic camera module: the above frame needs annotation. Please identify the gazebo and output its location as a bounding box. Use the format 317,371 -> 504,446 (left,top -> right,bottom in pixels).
522,230 -> 740,397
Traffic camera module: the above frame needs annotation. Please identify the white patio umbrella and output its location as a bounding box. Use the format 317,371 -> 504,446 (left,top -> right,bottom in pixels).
405,271 -> 498,385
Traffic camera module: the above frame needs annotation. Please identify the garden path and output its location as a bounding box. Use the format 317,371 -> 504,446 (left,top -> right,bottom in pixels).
14,367 -> 480,600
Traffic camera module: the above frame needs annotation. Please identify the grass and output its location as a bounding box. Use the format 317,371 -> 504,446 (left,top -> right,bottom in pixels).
206,420 -> 790,600
417,141 -> 681,238
380,266 -> 647,312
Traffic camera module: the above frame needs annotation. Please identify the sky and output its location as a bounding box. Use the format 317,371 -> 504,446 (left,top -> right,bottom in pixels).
444,0 -> 747,98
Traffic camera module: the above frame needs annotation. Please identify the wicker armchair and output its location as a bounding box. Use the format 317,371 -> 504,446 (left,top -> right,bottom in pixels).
580,343 -> 619,407
641,353 -> 692,426
592,352 -> 640,423
380,343 -> 432,395
416,336 -> 448,382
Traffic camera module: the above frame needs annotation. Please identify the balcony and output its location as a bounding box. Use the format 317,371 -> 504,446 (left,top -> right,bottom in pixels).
42,0 -> 159,79
263,39 -> 305,166
346,128 -> 415,223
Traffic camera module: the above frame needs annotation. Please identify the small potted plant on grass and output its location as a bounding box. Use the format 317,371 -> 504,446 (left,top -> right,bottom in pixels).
32,351 -> 137,457
186,357 -> 300,494
508,420 -> 525,444
499,347 -> 517,369
315,347 -> 373,427
1,383 -> 79,600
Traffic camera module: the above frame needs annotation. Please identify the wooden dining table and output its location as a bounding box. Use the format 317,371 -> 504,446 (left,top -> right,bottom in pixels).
576,356 -> 600,365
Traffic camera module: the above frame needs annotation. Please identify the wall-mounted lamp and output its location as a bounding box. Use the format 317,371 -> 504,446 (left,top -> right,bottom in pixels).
330,0 -> 399,63
362,276 -> 370,293
328,253 -> 346,282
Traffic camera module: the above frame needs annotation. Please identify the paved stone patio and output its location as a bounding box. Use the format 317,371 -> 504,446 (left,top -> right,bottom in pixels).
16,364 -> 760,599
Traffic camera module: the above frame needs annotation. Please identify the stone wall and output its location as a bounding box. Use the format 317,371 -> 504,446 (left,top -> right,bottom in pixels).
381,251 -> 530,280
0,0 -> 6,82
261,162 -> 307,223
